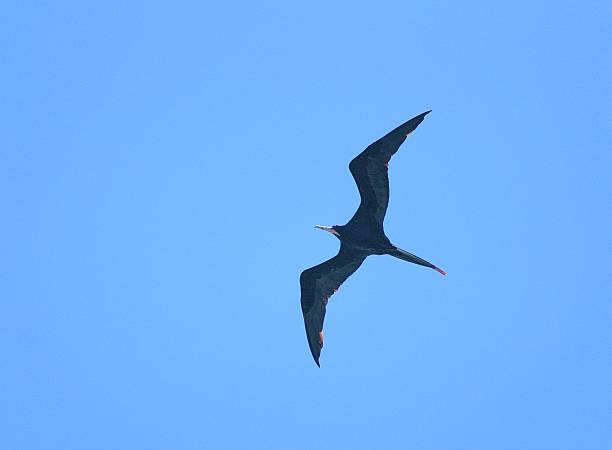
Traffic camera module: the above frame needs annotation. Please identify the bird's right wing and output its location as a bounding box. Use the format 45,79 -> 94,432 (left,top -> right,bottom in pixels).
347,111 -> 431,228
300,245 -> 368,366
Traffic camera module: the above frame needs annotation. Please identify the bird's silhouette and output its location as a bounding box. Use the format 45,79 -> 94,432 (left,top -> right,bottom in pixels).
300,111 -> 445,366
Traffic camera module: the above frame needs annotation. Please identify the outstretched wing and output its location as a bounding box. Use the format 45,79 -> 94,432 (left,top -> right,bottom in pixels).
347,111 -> 431,228
300,245 -> 368,366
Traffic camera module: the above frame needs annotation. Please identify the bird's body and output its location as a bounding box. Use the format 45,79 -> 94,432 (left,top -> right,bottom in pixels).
300,111 -> 445,367
331,224 -> 391,253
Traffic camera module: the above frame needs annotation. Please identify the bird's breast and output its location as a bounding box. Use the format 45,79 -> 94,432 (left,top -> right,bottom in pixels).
340,226 -> 390,254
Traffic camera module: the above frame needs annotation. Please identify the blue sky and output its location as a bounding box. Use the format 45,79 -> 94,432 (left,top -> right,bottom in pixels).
2,1 -> 611,449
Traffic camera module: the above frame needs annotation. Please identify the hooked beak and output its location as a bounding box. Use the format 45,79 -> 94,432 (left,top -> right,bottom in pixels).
314,225 -> 339,236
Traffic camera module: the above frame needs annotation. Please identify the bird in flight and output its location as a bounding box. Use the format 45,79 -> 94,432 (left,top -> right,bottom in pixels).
300,111 -> 446,367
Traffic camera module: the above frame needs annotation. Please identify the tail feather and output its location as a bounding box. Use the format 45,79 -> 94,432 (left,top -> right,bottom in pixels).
388,247 -> 446,275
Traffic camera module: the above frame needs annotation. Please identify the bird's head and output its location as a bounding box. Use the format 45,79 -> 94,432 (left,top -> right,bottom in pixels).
314,225 -> 341,239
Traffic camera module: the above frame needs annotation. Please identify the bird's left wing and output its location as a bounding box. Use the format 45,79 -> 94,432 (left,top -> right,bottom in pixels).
300,245 -> 368,367
347,111 -> 431,228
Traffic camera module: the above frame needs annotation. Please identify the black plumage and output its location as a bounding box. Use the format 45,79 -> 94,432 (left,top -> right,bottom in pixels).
300,111 -> 446,367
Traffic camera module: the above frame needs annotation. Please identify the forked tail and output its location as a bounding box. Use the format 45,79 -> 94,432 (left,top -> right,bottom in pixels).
388,247 -> 446,275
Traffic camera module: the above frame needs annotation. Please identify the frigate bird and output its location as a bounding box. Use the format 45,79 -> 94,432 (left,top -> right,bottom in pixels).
300,110 -> 445,367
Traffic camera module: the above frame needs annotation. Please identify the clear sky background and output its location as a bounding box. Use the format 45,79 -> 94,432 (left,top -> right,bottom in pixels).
2,1 -> 611,449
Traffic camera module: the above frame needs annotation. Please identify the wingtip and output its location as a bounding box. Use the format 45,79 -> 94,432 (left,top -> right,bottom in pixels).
315,359 -> 320,368
423,110 -> 432,116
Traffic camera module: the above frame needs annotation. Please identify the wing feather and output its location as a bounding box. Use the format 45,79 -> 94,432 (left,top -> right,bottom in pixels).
300,245 -> 367,366
347,111 -> 431,227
